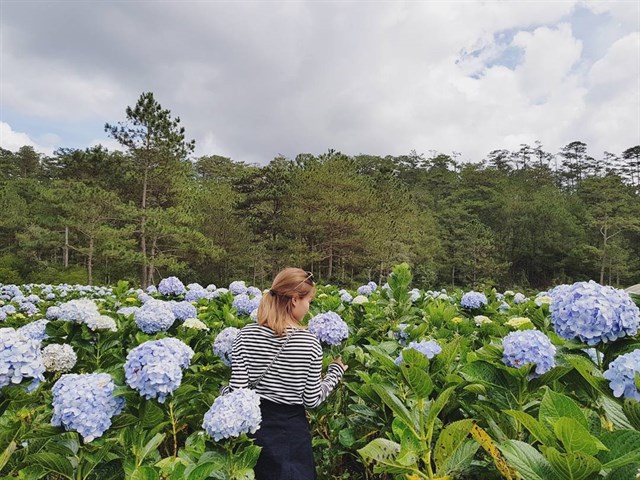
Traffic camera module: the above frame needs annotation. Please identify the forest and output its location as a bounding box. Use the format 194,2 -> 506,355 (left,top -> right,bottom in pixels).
1,92 -> 639,290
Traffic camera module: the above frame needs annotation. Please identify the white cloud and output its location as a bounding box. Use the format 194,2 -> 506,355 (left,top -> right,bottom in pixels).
0,122 -> 55,154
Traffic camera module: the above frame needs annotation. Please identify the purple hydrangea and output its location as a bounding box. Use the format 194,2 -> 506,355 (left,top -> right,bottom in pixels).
0,327 -> 45,389
51,373 -> 124,442
393,323 -> 410,344
461,291 -> 488,309
232,294 -> 261,316
185,285 -> 209,302
229,281 -> 248,296
395,340 -> 441,365
502,330 -> 556,376
124,338 -> 194,402
356,284 -> 375,296
339,290 -> 353,303
213,327 -> 240,366
158,276 -> 186,296
603,349 -> 640,400
308,312 -> 349,345
134,300 -> 176,334
202,388 -> 261,441
550,281 -> 639,345
169,301 -> 198,321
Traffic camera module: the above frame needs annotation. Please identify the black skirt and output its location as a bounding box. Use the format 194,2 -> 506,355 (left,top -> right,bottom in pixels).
252,399 -> 316,480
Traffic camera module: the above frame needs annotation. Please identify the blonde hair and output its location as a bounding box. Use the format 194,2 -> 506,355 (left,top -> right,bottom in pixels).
257,268 -> 316,336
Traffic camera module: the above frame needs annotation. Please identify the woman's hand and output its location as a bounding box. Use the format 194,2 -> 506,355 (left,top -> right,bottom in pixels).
332,356 -> 348,372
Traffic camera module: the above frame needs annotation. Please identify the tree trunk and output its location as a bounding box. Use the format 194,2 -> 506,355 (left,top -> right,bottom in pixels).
63,226 -> 69,268
328,241 -> 333,280
87,236 -> 94,285
140,164 -> 149,287
147,236 -> 157,286
600,217 -> 608,285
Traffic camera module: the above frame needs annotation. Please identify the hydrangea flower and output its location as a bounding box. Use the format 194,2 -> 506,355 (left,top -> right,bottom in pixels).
603,349 -> 640,400
513,293 -> 527,304
339,290 -> 353,303
124,338 -> 194,402
2,305 -> 17,315
393,323 -> 410,344
85,315 -> 117,332
134,300 -> 176,334
232,294 -> 261,316
409,289 -> 421,303
352,295 -> 368,305
46,306 -> 61,320
169,301 -> 198,321
502,330 -> 556,376
42,344 -> 77,372
213,327 -> 240,366
229,281 -> 248,296
498,302 -> 511,313
535,293 -> 552,306
550,281 -> 639,345
181,318 -> 209,331
246,286 -> 262,297
474,315 -> 492,326
395,340 -> 441,365
461,291 -> 488,309
505,317 -> 534,329
17,320 -> 49,343
0,310 -> 5,322
51,373 -> 124,442
202,388 -> 261,441
356,284 -> 375,296
250,308 -> 259,322
0,328 -> 45,389
308,312 -> 349,345
158,276 -> 186,296
146,285 -> 158,294
57,299 -> 101,324
138,292 -> 153,303
211,288 -> 229,299
185,286 -> 209,302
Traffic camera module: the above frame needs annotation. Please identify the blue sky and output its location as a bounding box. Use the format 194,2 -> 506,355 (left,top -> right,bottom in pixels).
1,1 -> 638,164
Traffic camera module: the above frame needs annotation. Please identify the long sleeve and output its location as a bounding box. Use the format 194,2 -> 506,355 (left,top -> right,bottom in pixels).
219,333 -> 249,395
302,350 -> 345,408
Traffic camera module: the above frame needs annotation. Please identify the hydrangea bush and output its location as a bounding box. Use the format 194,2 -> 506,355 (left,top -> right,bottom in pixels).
502,330 -> 556,376
202,388 -> 261,441
603,349 -> 640,400
134,300 -> 176,334
461,291 -> 488,309
308,312 -> 349,345
213,327 -> 240,366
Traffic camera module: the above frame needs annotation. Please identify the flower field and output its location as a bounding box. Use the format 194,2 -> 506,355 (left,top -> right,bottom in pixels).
1,264 -> 640,480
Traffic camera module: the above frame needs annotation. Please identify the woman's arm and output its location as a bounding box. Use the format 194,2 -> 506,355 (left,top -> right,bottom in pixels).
302,348 -> 345,408
219,333 -> 249,394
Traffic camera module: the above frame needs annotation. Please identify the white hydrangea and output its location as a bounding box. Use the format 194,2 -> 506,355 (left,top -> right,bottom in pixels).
42,344 -> 77,372
352,295 -> 369,305
85,315 -> 117,332
474,315 -> 492,326
181,318 -> 209,331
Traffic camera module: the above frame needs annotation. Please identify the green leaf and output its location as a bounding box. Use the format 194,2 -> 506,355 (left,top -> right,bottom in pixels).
371,384 -> 417,432
130,466 -> 160,480
141,402 -> 167,430
599,430 -> 640,470
545,447 -> 601,480
365,345 -> 400,371
499,440 -> 557,480
400,349 -> 434,398
433,419 -> 474,472
553,417 -> 599,455
621,400 -> 640,430
358,438 -> 401,463
0,440 -> 17,473
187,463 -> 218,480
539,389 -> 588,429
565,354 -> 609,394
441,439 -> 480,476
425,386 -> 455,428
602,396 -> 634,429
29,452 -> 74,479
504,410 -> 555,446
138,433 -> 166,465
235,445 -> 261,470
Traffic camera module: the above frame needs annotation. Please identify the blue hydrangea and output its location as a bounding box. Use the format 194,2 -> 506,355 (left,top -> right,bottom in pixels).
229,281 -> 248,296
211,288 -> 229,298
356,284 -> 375,296
461,291 -> 488,309
368,281 -> 378,290
57,299 -> 101,323
134,300 -> 176,334
502,330 -> 556,376
0,310 -> 6,322
19,302 -> 38,316
146,285 -> 158,294
393,323 -> 410,344
395,340 -> 441,365
17,320 -> 49,343
138,292 -> 153,303
51,373 -> 124,442
124,338 -> 194,402
0,327 -> 45,389
409,289 -> 421,303
340,291 -> 353,303
169,301 -> 198,321
213,327 -> 240,366
2,305 -> 17,315
513,293 -> 527,304
202,388 -> 261,441
158,276 -> 186,296
46,306 -> 61,320
185,285 -> 209,302
550,281 -> 639,345
308,312 -> 349,345
232,294 -> 261,316
603,349 -> 640,400
246,286 -> 262,297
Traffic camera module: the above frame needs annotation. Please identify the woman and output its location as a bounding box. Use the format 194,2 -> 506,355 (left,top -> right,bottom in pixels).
222,267 -> 347,480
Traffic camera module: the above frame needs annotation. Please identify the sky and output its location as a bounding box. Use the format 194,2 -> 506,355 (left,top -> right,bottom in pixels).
1,0 -> 639,165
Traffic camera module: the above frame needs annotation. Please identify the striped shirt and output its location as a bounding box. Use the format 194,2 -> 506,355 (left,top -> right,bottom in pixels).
220,323 -> 344,408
